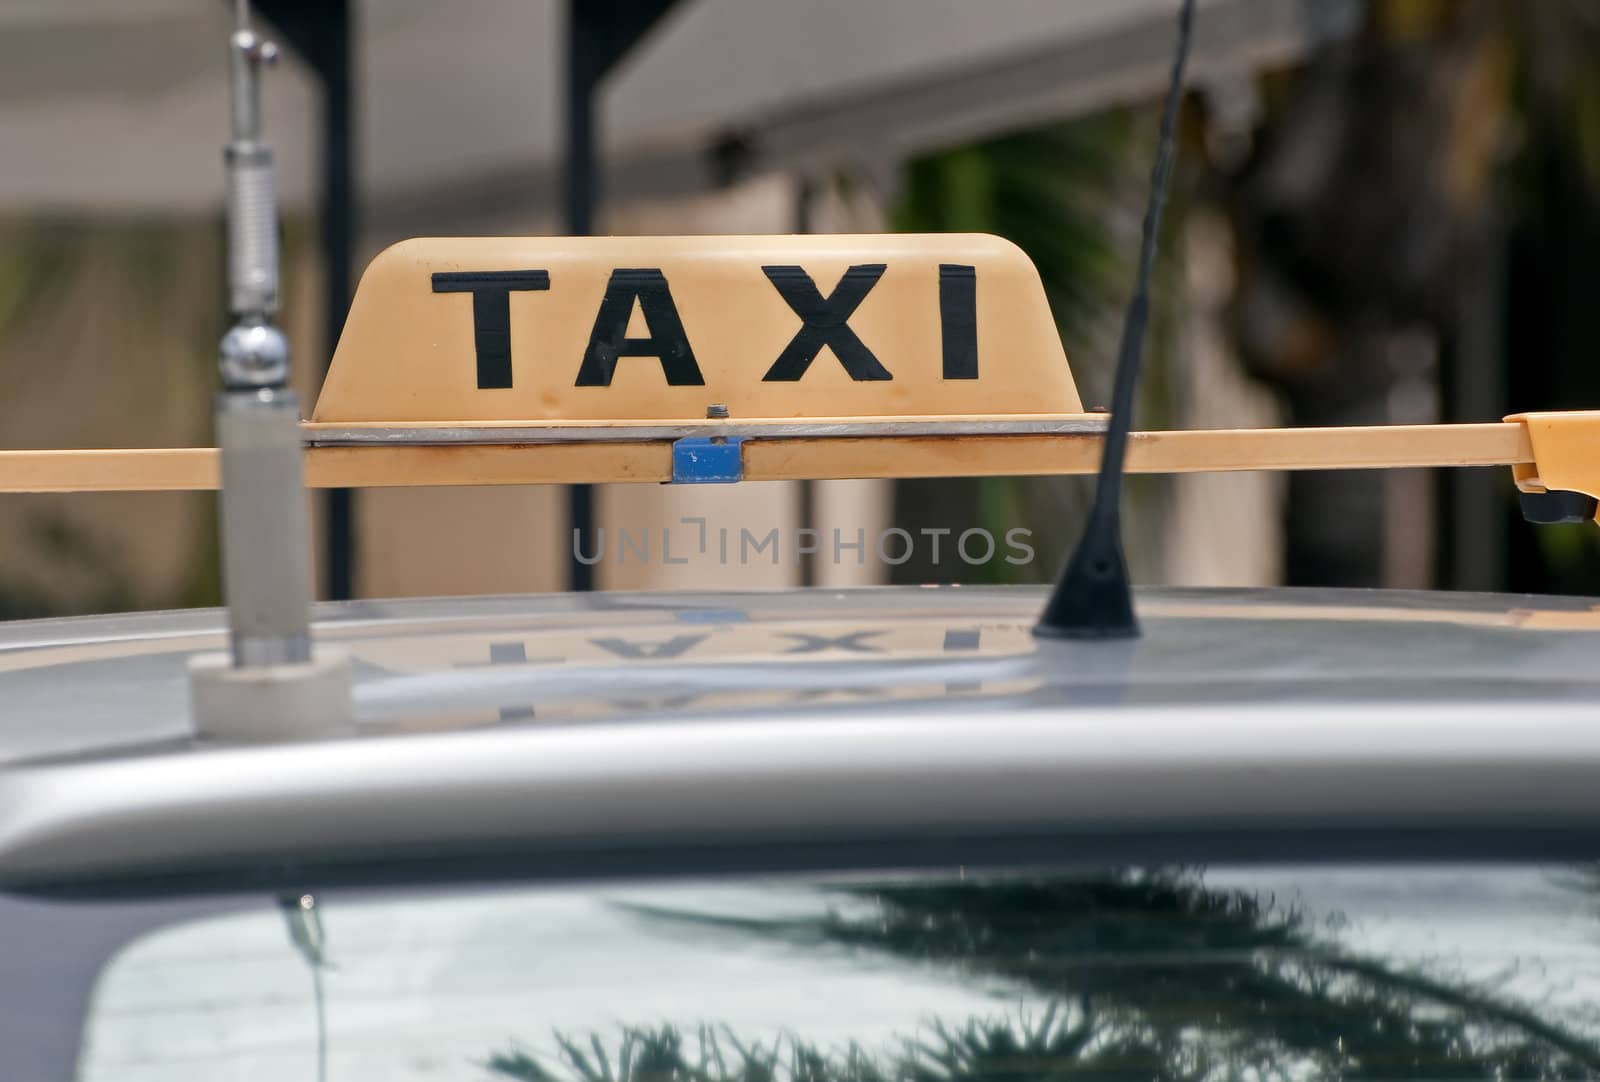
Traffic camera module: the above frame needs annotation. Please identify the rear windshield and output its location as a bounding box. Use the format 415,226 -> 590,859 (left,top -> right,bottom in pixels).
63,864 -> 1600,1081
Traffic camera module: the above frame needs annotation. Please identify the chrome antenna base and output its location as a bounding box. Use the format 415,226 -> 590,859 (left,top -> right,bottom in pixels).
194,1 -> 353,741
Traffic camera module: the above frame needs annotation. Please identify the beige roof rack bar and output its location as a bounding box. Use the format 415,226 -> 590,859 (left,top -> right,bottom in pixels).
0,417 -> 1536,490
0,231 -> 1589,523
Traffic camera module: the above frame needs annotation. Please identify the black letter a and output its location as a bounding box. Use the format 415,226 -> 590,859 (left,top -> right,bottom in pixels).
576,269 -> 705,386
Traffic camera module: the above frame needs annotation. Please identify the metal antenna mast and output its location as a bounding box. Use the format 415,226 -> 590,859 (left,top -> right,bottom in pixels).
1034,0 -> 1197,641
190,0 -> 352,740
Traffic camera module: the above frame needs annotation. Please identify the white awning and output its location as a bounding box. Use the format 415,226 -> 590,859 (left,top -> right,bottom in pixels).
0,0 -> 1345,220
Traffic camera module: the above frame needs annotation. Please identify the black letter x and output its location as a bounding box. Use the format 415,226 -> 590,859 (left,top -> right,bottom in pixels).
777,630 -> 884,655
761,265 -> 891,381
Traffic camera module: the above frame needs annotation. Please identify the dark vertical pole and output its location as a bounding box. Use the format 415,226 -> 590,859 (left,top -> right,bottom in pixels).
794,176 -> 819,588
1441,213 -> 1506,591
565,0 -> 598,592
321,0 -> 357,601
258,0 -> 359,601
560,0 -> 677,592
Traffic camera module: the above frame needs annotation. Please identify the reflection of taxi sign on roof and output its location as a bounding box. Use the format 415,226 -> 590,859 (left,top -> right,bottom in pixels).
313,234 -> 1086,427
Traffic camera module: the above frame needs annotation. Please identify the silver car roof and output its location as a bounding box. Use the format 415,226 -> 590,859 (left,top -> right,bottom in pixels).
6,584 -> 1600,892
5,584 -> 1600,768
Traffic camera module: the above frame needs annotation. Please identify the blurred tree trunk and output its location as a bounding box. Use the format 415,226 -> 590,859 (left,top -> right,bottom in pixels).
1220,0 -> 1600,591
1221,1 -> 1503,586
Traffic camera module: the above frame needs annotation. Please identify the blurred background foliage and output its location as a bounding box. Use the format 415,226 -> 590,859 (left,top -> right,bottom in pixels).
1217,0 -> 1600,591
887,0 -> 1600,593
888,112 -> 1178,587
0,219 -> 234,618
2,0 -> 1600,614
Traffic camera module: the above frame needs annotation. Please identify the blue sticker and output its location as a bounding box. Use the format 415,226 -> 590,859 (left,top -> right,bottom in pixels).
671,436 -> 746,484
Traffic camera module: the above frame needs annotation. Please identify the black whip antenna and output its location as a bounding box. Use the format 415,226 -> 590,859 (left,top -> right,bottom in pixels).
1034,0 -> 1197,640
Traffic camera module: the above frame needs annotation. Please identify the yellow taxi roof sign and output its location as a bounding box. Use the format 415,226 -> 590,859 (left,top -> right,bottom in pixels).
0,229 -> 1590,510
311,234 -> 1086,425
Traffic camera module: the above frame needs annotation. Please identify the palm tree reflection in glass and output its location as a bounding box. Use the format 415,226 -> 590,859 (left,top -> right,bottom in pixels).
488,870 -> 1600,1082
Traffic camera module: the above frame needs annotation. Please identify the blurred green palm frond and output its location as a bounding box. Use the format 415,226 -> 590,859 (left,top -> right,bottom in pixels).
893,115 -> 1135,341
889,112 -> 1177,585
